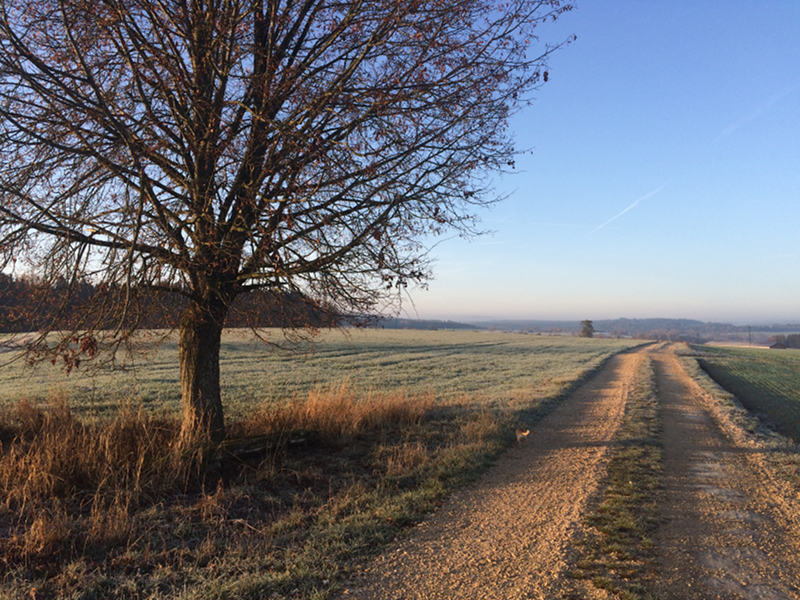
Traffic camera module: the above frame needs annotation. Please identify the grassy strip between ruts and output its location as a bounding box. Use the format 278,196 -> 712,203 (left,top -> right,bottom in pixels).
564,356 -> 662,600
0,343 -> 640,600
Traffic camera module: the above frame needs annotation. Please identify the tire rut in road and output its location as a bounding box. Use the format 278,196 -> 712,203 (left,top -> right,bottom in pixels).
652,346 -> 800,599
341,350 -> 645,600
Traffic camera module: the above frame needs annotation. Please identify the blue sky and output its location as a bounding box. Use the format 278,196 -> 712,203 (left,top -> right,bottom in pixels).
409,0 -> 800,324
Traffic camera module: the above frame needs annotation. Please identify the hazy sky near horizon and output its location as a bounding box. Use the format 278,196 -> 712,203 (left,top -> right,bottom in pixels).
406,1 -> 800,325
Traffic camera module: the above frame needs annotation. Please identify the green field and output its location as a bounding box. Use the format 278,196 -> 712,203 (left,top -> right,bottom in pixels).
693,345 -> 800,442
1,330 -> 642,599
0,329 -> 639,417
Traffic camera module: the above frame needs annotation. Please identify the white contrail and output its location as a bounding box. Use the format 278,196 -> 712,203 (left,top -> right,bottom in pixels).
714,82 -> 800,143
590,186 -> 663,233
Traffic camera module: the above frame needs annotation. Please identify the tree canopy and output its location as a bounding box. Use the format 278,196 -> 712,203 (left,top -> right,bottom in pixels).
580,320 -> 594,338
0,0 -> 573,446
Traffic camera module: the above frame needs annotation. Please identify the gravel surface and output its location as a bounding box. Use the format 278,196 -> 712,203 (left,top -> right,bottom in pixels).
652,346 -> 800,599
340,344 -> 800,599
342,350 -> 645,599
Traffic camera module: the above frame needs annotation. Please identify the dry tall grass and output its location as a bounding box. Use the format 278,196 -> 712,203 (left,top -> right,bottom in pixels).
235,382 -> 434,439
0,384 -> 436,576
0,397 -> 180,566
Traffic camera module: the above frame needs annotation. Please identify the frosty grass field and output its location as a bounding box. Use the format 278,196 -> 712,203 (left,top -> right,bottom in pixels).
0,329 -> 640,418
694,344 -> 800,443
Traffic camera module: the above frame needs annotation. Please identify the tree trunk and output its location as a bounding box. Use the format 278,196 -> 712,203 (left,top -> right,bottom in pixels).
178,299 -> 227,450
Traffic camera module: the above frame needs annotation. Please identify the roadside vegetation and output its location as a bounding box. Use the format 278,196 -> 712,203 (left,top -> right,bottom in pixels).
688,344 -> 800,442
0,329 -> 637,417
0,331 -> 639,599
679,343 -> 800,499
565,356 -> 662,600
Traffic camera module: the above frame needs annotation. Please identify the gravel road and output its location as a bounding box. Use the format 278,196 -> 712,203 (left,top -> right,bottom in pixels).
652,345 -> 800,599
342,350 -> 645,599
340,344 -> 800,598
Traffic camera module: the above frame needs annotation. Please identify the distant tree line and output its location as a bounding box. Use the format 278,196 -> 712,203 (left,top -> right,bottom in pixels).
768,334 -> 800,349
0,273 -> 337,334
375,318 -> 477,331
596,319 -> 800,344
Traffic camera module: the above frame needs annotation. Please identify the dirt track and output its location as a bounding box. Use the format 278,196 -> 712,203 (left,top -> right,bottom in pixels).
341,344 -> 800,599
651,345 -> 800,599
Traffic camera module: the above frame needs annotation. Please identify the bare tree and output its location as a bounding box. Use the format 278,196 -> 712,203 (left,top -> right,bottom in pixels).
0,0 -> 573,448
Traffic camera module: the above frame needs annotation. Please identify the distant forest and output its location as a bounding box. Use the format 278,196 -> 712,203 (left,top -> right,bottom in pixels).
374,317 -> 477,330
768,334 -> 800,349
0,273 -> 337,333
4,273 -> 798,343
595,318 -> 800,344
469,317 -> 800,344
